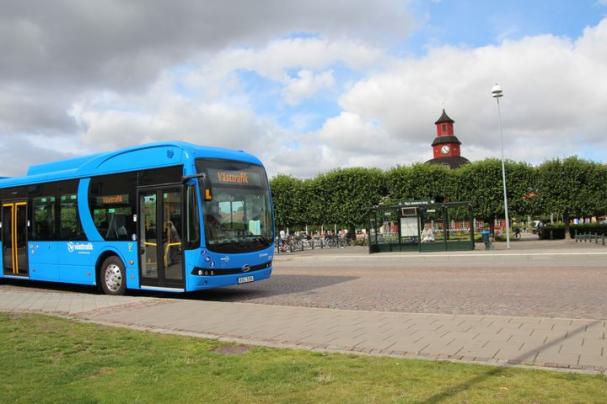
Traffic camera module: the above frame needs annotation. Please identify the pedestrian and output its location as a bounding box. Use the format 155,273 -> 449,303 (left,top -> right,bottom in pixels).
480,226 -> 492,250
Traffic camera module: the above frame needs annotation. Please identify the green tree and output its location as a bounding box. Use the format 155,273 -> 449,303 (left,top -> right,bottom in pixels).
299,177 -> 325,228
497,161 -> 539,219
538,157 -> 607,237
270,156 -> 607,239
269,174 -> 304,230
386,163 -> 455,204
314,167 -> 386,231
454,159 -> 534,233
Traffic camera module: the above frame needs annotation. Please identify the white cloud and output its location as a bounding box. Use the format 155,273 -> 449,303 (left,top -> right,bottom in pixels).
183,37 -> 389,98
261,18 -> 607,177
0,0 -> 411,175
70,17 -> 607,179
318,112 -> 400,155
65,35 -> 393,176
75,97 -> 273,154
0,0 -> 411,89
328,18 -> 607,165
283,69 -> 335,105
3,4 -> 607,180
0,135 -> 77,177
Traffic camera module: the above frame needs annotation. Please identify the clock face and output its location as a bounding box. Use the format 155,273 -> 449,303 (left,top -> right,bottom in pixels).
441,145 -> 450,155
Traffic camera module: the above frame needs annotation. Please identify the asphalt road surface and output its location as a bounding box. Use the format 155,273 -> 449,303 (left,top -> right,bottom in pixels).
197,246 -> 607,319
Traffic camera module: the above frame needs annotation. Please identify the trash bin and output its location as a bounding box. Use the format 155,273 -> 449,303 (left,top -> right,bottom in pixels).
481,229 -> 492,250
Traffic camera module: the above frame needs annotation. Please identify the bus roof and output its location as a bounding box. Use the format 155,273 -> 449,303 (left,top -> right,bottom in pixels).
0,141 -> 263,188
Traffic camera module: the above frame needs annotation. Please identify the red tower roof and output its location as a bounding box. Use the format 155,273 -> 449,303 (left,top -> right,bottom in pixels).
434,109 -> 455,124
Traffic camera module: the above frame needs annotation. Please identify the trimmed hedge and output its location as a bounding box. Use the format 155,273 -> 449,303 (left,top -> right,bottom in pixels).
538,224 -> 607,239
570,224 -> 607,237
271,157 -> 607,231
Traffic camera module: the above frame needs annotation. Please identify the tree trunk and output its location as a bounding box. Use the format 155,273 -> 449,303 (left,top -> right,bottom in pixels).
564,214 -> 571,239
348,225 -> 356,240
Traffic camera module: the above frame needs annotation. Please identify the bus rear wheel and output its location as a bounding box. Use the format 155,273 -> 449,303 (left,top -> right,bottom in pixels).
100,256 -> 126,295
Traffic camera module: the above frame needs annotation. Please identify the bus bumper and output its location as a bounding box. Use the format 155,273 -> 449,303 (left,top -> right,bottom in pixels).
186,266 -> 272,291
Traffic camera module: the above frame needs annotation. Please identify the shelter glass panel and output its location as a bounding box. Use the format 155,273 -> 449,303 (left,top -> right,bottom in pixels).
368,202 -> 474,254
420,206 -> 446,252
446,204 -> 474,251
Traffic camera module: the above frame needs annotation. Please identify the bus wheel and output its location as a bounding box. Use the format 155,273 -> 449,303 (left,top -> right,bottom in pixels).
100,256 -> 126,295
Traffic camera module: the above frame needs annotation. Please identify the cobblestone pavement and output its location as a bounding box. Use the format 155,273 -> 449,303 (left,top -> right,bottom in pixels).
1,285 -> 606,372
0,284 -> 158,315
196,244 -> 607,320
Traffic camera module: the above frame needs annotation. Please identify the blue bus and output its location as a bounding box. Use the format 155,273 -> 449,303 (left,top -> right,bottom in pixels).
0,142 -> 274,294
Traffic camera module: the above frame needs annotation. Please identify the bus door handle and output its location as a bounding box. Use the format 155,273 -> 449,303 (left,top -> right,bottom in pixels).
142,242 -> 157,255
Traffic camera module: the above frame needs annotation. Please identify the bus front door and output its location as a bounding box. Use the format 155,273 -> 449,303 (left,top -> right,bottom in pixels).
2,201 -> 28,277
138,188 -> 184,290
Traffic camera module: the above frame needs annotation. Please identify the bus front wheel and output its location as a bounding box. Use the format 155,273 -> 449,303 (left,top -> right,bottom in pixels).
100,256 -> 126,295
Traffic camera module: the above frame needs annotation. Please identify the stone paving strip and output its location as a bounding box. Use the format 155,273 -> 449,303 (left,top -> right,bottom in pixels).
0,287 -> 160,315
2,286 -> 604,373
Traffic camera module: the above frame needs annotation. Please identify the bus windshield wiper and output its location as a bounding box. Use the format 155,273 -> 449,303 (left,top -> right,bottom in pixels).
257,235 -> 272,245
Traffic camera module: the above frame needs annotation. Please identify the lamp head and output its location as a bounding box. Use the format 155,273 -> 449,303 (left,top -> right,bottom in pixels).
491,83 -> 503,98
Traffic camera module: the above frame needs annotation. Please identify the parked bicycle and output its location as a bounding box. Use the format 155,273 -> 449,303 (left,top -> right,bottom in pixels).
275,232 -> 359,254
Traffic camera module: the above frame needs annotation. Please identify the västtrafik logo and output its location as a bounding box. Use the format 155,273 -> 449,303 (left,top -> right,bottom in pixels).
67,242 -> 93,253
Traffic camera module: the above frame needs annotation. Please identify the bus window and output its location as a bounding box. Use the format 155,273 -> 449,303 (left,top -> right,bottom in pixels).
59,194 -> 85,240
89,172 -> 137,240
32,196 -> 56,240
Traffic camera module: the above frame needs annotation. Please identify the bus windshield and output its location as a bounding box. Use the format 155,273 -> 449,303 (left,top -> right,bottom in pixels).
196,159 -> 273,253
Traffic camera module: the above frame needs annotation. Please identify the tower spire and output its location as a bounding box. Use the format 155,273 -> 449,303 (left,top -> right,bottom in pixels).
434,109 -> 455,124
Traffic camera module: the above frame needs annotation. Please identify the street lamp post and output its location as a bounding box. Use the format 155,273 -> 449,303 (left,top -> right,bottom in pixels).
491,83 -> 511,249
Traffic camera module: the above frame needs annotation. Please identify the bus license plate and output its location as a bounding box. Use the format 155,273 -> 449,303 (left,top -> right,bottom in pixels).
238,275 -> 254,284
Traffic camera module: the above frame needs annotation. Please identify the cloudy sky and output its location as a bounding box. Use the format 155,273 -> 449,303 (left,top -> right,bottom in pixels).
1,0 -> 606,177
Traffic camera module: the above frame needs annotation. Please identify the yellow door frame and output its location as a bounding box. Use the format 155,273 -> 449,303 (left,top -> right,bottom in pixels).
3,201 -> 27,275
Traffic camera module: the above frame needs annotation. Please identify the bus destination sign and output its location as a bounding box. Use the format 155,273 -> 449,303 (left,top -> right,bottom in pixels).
99,194 -> 128,205
216,171 -> 249,185
208,168 -> 263,187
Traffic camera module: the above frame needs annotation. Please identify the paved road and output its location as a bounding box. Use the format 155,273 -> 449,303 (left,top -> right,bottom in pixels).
198,245 -> 607,319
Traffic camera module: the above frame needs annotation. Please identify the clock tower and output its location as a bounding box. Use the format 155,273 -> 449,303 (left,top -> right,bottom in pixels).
426,109 -> 470,169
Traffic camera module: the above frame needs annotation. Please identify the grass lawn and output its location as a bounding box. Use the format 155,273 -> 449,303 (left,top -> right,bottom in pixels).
0,313 -> 605,403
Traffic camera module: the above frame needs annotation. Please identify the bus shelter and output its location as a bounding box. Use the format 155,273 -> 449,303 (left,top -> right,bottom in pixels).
368,201 -> 474,253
